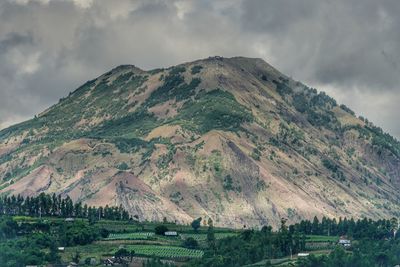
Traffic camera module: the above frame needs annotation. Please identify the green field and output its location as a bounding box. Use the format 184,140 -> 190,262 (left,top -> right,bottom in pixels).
117,245 -> 204,259
306,235 -> 339,243
105,232 -> 155,240
180,232 -> 238,241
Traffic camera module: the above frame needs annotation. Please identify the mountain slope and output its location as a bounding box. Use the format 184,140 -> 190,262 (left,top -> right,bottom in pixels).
1,56 -> 399,228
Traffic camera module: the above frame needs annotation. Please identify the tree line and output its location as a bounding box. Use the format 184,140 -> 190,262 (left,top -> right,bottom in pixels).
0,193 -> 130,221
292,216 -> 398,240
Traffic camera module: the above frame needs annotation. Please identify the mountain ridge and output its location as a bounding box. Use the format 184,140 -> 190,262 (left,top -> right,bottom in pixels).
1,56 -> 399,228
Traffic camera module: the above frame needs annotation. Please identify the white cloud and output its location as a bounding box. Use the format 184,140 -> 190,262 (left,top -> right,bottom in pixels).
174,0 -> 193,20
72,0 -> 93,9
8,50 -> 41,75
11,0 -> 50,5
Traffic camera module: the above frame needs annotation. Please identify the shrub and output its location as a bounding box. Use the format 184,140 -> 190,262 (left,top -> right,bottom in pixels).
191,65 -> 203,74
191,218 -> 202,231
340,104 -> 355,116
183,237 -> 199,249
322,158 -> 338,173
117,162 -> 129,170
155,225 -> 169,235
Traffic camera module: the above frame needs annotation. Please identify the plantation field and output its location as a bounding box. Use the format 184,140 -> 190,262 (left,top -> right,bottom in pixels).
105,232 -> 155,240
61,243 -> 115,262
62,243 -> 204,262
306,235 -> 339,243
116,245 -> 204,259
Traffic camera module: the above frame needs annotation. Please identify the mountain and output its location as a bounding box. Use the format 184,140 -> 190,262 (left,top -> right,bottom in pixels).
1,56 -> 399,228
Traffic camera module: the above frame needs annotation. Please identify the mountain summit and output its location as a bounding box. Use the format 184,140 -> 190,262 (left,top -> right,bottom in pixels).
1,56 -> 399,228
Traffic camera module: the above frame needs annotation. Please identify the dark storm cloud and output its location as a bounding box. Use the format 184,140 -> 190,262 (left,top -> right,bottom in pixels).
0,0 -> 400,138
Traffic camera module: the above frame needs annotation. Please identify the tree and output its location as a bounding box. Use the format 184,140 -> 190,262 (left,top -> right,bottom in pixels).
72,251 -> 80,264
118,162 -> 129,170
155,225 -> 168,235
183,237 -> 198,249
115,248 -> 130,259
0,217 -> 18,239
390,217 -> 399,238
191,217 -> 202,232
84,257 -> 92,265
311,216 -> 320,235
129,250 -> 135,263
207,218 -> 215,249
47,243 -> 60,263
100,228 -> 110,238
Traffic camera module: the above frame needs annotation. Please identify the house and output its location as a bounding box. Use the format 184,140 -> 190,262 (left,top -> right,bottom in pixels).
101,256 -> 128,266
338,236 -> 351,248
101,258 -> 114,266
164,231 -> 178,236
298,253 -> 310,257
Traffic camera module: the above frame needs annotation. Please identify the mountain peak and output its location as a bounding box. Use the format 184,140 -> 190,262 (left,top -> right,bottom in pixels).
0,56 -> 399,228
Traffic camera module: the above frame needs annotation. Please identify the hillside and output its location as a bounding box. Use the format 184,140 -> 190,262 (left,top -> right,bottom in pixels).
0,56 -> 399,228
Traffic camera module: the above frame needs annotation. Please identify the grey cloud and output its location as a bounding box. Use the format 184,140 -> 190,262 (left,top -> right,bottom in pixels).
0,32 -> 33,53
239,0 -> 400,91
0,0 -> 400,139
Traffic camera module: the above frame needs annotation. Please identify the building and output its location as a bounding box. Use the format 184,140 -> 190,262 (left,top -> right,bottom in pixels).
298,253 -> 310,257
338,237 -> 351,248
164,231 -> 178,236
101,257 -> 128,266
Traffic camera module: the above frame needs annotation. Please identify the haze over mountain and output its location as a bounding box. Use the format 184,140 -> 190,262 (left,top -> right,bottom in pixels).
1,56 -> 399,228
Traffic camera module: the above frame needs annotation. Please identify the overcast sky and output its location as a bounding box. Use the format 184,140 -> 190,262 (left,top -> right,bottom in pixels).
1,0 -> 400,138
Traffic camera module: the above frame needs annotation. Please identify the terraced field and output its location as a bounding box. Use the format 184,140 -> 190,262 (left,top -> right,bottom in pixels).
305,235 -> 339,243
117,245 -> 204,259
105,232 -> 155,240
305,235 -> 338,251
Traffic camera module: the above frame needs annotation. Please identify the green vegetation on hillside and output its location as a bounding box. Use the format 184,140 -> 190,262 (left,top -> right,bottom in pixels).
174,89 -> 253,133
145,66 -> 201,107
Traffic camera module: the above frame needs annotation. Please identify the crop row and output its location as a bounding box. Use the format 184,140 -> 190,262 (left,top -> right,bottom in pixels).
105,232 -> 155,240
122,245 -> 204,258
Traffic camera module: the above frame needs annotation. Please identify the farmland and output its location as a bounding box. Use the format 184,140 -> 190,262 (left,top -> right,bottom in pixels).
105,232 -> 155,240
2,213 -> 399,267
115,245 -> 204,259
6,215 -> 343,266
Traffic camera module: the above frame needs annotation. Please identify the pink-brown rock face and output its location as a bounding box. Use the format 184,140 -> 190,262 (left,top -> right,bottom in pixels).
1,57 -> 399,228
